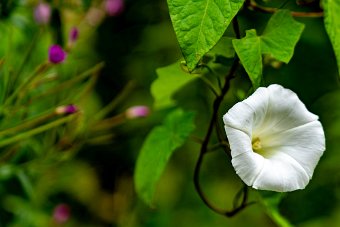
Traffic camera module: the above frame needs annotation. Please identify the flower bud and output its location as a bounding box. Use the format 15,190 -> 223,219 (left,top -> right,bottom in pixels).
48,45 -> 66,64
126,106 -> 150,119
105,0 -> 124,17
55,105 -> 78,115
34,2 -> 51,25
53,204 -> 70,224
69,27 -> 79,44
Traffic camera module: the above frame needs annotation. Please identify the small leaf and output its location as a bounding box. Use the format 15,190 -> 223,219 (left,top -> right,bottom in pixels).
134,109 -> 196,206
152,61 -> 197,109
323,0 -> 340,75
232,30 -> 262,88
261,10 -> 305,63
167,0 -> 245,71
232,10 -> 304,88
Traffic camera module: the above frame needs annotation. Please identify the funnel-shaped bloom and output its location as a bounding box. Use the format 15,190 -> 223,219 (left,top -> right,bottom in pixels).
223,84 -> 325,192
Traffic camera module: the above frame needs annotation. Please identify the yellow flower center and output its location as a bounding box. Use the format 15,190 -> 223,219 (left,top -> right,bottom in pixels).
252,137 -> 262,151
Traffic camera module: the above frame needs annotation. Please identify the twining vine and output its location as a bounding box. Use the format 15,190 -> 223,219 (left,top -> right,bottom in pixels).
193,1 -> 326,216
193,16 -> 254,217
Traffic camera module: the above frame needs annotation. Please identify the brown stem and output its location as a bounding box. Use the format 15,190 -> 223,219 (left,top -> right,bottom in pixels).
246,0 -> 324,18
194,52 -> 253,216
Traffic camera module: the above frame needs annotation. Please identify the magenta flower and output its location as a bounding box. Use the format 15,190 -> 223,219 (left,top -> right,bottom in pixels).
55,105 -> 78,115
69,27 -> 79,43
48,45 -> 66,64
34,2 -> 51,25
53,204 -> 70,224
126,106 -> 150,119
105,0 -> 124,16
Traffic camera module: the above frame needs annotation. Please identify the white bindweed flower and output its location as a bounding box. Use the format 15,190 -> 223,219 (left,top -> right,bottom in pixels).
223,84 -> 325,192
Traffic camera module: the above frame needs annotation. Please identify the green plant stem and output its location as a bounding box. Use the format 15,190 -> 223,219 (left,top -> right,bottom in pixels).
5,62 -> 51,106
11,29 -> 42,90
86,133 -> 116,145
76,71 -> 99,101
16,170 -> 34,200
94,80 -> 136,120
0,111 -> 56,138
0,114 -> 77,148
91,113 -> 126,132
259,194 -> 293,227
197,75 -> 220,97
29,62 -> 105,103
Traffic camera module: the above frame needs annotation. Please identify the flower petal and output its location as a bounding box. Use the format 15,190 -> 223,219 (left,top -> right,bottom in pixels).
252,152 -> 310,192
232,151 -> 265,186
242,87 -> 269,129
224,126 -> 252,157
254,84 -> 318,137
261,121 -> 325,178
223,103 -> 254,136
223,87 -> 269,136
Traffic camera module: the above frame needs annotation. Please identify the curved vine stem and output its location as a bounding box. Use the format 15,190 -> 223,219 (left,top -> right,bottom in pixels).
246,0 -> 324,18
194,56 -> 252,217
193,57 -> 254,216
193,16 -> 255,218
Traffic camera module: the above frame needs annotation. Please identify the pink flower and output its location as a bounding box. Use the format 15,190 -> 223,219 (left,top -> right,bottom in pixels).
105,0 -> 124,16
55,105 -> 78,115
48,45 -> 66,64
53,204 -> 70,224
34,2 -> 51,25
126,106 -> 150,119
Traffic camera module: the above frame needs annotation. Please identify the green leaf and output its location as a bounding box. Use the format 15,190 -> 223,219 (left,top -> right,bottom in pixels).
261,10 -> 305,63
167,0 -> 245,71
134,109 -> 195,206
232,30 -> 262,88
232,10 -> 304,88
152,61 -> 197,109
323,0 -> 340,75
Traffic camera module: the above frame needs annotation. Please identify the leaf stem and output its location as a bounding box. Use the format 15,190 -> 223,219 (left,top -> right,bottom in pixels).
197,75 -> 220,97
246,0 -> 324,17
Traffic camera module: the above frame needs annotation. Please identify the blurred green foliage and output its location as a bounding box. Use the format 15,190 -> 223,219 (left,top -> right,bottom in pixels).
0,0 -> 338,227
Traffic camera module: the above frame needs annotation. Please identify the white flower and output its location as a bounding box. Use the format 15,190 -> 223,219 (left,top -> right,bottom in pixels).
223,84 -> 325,192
